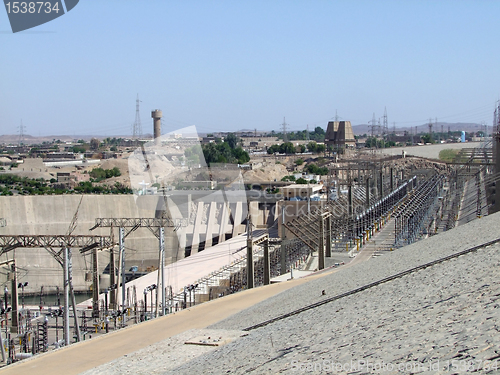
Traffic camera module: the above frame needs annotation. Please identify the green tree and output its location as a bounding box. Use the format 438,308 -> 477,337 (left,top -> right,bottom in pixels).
225,133 -> 238,149
90,138 -> 100,150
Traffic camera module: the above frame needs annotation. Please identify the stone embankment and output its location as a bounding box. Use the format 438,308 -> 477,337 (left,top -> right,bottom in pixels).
85,212 -> 500,374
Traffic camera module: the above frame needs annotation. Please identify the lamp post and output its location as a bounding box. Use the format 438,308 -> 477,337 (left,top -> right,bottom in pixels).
143,289 -> 147,318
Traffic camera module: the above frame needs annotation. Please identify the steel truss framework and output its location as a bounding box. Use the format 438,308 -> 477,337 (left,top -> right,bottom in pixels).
0,235 -> 113,264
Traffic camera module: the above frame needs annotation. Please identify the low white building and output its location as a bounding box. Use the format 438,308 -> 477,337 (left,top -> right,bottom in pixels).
282,183 -> 323,200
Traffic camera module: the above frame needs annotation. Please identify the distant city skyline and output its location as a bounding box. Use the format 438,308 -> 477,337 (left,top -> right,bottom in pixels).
1,1 -> 499,137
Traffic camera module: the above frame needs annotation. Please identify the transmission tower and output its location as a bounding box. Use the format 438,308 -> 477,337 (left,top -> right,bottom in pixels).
306,124 -> 310,141
369,113 -> 377,138
281,117 -> 288,143
428,118 -> 433,142
335,110 -> 339,122
383,107 -> 388,134
18,120 -> 26,145
496,101 -> 500,134
132,94 -> 142,139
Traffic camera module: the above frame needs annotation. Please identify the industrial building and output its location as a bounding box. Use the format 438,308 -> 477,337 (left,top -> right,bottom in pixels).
324,120 -> 356,151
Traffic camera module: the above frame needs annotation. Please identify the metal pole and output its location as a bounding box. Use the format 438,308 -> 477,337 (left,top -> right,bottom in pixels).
109,248 -> 116,310
280,204 -> 286,274
63,247 -> 70,346
246,217 -> 254,289
68,249 -> 81,342
318,217 -> 325,270
0,315 -> 5,362
119,227 -> 126,311
325,215 -> 332,257
263,238 -> 270,285
348,184 -> 353,217
379,170 -> 384,198
365,177 -> 370,208
10,261 -> 18,333
390,168 -> 394,191
92,248 -> 99,319
159,227 -> 165,316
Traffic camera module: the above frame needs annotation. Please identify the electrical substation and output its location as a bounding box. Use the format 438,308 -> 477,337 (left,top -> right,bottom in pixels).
0,104 -> 499,368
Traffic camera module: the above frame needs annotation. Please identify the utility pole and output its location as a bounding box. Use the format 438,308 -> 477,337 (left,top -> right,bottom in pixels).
428,118 -> 433,142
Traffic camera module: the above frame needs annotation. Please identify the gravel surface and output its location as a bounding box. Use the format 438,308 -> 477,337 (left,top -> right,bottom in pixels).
209,212 -> 500,331
80,329 -> 247,375
83,213 -> 500,374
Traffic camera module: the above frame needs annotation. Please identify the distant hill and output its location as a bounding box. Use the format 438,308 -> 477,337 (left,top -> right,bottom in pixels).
352,122 -> 493,136
0,134 -> 152,145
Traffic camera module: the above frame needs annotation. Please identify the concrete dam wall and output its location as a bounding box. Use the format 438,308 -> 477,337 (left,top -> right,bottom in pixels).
0,193 -> 275,294
0,195 -> 180,294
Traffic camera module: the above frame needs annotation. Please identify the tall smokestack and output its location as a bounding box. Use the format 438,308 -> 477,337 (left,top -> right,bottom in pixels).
151,109 -> 162,145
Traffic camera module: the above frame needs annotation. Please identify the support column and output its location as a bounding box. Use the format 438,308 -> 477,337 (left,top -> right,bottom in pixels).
390,168 -> 394,191
373,170 -> 378,198
263,238 -> 270,285
119,227 -> 125,311
325,215 -> 332,258
246,215 -> 254,289
379,170 -> 384,198
246,238 -> 254,289
10,261 -> 18,333
92,248 -> 99,319
495,132 -> 500,213
365,177 -> 371,208
318,217 -> 325,270
109,247 -> 116,310
159,227 -> 166,316
68,249 -> 81,342
280,205 -> 286,274
63,247 -> 70,346
348,184 -> 353,217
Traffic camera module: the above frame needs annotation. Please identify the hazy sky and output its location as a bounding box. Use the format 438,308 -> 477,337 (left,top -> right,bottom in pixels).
1,0 -> 499,137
